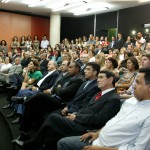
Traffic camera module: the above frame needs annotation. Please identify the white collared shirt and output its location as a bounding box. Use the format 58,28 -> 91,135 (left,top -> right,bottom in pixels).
101,88 -> 115,96
37,70 -> 56,87
40,40 -> 49,49
92,97 -> 150,150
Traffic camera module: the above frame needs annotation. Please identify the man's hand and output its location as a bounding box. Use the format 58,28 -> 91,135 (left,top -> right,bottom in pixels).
57,84 -> 62,88
83,146 -> 118,150
83,146 -> 103,150
80,132 -> 99,143
43,89 -> 51,94
61,106 -> 68,116
49,88 -> 53,94
66,113 -> 76,120
32,86 -> 38,91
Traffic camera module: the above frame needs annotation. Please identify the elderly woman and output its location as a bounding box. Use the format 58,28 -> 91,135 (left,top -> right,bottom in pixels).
0,57 -> 12,84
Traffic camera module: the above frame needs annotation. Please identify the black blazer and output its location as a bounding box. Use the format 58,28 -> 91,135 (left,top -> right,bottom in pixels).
21,57 -> 31,68
114,38 -> 124,50
53,74 -> 86,102
39,70 -> 59,92
40,59 -> 49,74
108,40 -> 116,50
75,59 -> 83,67
74,89 -> 120,129
67,79 -> 99,113
54,73 -> 71,88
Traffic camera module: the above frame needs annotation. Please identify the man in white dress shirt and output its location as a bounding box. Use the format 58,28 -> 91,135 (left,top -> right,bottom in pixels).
40,35 -> 49,49
135,32 -> 146,50
57,67 -> 150,150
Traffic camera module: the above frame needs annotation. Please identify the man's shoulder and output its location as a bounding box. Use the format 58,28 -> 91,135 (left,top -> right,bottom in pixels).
51,70 -> 59,76
11,64 -> 21,68
17,64 -> 22,67
86,80 -> 98,88
104,90 -> 120,100
74,75 -> 86,82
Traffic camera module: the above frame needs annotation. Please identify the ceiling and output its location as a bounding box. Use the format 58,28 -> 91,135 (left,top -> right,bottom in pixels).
0,0 -> 150,17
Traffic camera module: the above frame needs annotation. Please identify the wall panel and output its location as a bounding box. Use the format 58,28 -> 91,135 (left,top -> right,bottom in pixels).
31,16 -> 50,41
0,11 -> 50,51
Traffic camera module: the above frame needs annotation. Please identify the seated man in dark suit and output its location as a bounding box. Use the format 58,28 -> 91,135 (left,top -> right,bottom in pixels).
11,61 -> 85,126
72,50 -> 83,67
14,70 -> 120,150
6,60 -> 59,123
57,67 -> 150,150
64,62 -> 100,114
80,54 -> 89,76
15,62 -> 100,134
39,53 -> 49,75
21,51 -> 31,69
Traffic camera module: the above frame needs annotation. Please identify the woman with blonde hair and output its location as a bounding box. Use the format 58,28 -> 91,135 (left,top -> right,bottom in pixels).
112,49 -> 119,60
95,52 -> 106,70
112,49 -> 122,68
119,47 -> 126,61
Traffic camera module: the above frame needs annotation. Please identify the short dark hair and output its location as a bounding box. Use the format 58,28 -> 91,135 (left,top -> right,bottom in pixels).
107,57 -> 118,69
139,67 -> 150,85
86,62 -> 100,76
74,62 -> 81,72
100,70 -> 116,87
124,51 -> 134,58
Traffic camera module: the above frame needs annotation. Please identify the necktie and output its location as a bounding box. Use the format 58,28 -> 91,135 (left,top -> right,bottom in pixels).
95,92 -> 102,101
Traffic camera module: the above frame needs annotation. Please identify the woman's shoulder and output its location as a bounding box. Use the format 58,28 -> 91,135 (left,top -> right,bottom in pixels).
34,70 -> 42,74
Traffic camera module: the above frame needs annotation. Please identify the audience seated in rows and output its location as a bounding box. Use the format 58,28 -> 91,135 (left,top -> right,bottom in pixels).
0,32 -> 150,150
57,67 -> 150,150
13,70 -> 121,150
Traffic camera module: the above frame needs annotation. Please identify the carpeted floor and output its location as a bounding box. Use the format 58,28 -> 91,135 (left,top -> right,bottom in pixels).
0,90 -> 20,150
0,113 -> 15,150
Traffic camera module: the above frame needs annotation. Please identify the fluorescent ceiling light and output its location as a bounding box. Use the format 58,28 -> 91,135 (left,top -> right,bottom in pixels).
69,2 -> 111,16
28,0 -> 49,7
22,0 -> 40,5
138,0 -> 150,3
74,7 -> 109,16
2,0 -> 11,3
51,1 -> 87,12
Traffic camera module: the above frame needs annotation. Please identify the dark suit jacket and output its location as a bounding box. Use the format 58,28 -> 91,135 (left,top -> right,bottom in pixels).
39,70 -> 59,92
67,79 -> 99,113
75,59 -> 83,67
94,49 -> 102,55
21,57 -> 31,68
54,72 -> 70,87
53,74 -> 86,102
74,89 -> 120,129
40,59 -> 49,74
108,40 -> 116,49
114,38 -> 124,50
